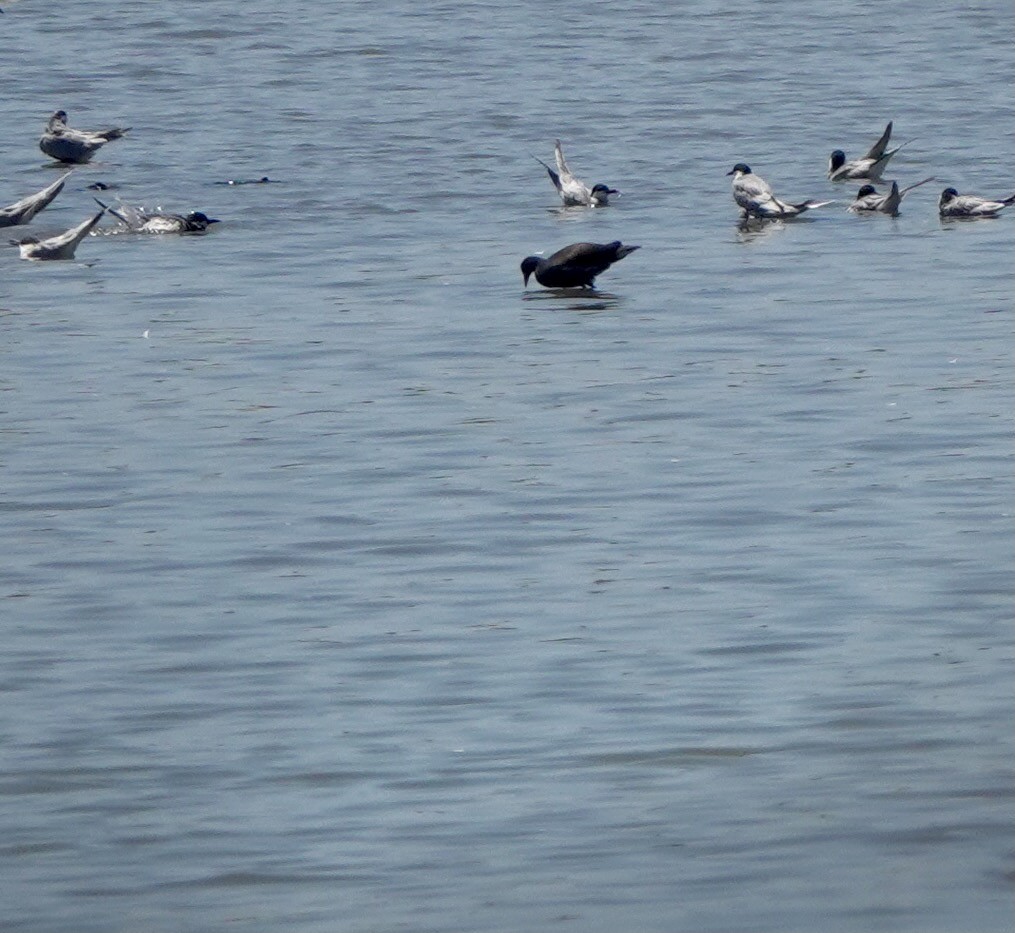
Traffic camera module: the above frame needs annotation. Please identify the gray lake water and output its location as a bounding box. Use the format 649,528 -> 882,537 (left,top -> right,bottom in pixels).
2,1 -> 1013,931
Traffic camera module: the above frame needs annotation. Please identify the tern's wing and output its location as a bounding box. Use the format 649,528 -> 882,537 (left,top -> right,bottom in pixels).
864,121 -> 893,160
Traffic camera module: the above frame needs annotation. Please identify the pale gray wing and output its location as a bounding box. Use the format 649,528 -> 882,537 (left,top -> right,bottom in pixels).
864,122 -> 893,160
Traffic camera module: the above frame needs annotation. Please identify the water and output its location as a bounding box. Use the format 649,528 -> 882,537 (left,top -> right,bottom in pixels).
2,1 -> 1013,930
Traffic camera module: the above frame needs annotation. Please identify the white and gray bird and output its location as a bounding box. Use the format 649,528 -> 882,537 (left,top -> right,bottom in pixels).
535,140 -> 618,207
0,172 -> 72,227
95,198 -> 219,233
938,187 -> 1015,218
828,122 -> 911,181
847,176 -> 935,215
39,110 -> 130,164
11,207 -> 105,260
727,163 -> 833,219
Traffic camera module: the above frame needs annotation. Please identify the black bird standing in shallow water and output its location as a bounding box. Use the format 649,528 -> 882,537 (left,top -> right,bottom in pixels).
520,240 -> 640,289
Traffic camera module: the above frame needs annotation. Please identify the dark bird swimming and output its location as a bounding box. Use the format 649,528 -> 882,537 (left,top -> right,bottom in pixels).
520,240 -> 640,289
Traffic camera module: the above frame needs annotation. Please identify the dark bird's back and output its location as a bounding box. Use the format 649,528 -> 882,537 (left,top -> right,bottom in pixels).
522,240 -> 640,289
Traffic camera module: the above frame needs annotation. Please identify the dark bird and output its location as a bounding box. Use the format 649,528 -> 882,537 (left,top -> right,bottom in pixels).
938,187 -> 1015,218
39,110 -> 130,164
0,172 -> 72,227
520,240 -> 640,289
214,176 -> 274,186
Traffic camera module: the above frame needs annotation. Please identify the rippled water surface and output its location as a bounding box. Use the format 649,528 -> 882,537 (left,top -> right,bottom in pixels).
2,2 -> 1013,931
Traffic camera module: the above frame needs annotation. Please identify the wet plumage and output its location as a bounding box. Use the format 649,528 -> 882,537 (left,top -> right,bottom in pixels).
727,163 -> 832,219
938,187 -> 1015,218
535,140 -> 617,207
828,122 -> 910,181
520,240 -> 640,289
0,172 -> 72,227
39,110 -> 130,164
95,198 -> 219,233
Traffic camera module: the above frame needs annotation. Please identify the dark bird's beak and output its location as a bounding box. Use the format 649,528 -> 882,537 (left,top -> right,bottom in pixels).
725,168 -> 736,175
207,218 -> 220,224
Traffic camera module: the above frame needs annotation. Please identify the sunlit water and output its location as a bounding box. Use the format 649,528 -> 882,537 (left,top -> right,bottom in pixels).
2,1 -> 1012,931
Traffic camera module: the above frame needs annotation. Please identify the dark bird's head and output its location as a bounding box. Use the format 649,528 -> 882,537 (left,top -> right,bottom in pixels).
520,256 -> 540,287
856,184 -> 877,198
11,236 -> 40,246
185,211 -> 219,229
590,183 -> 619,204
727,163 -> 751,177
828,150 -> 846,172
939,187 -> 959,205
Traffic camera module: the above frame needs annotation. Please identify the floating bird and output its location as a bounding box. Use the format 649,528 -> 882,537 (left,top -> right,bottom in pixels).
727,164 -> 833,219
520,240 -> 639,289
847,176 -> 935,215
39,110 -> 130,164
214,176 -> 274,186
94,198 -> 219,233
938,187 -> 1015,218
0,172 -> 72,227
11,207 -> 105,260
828,122 -> 911,181
535,140 -> 617,207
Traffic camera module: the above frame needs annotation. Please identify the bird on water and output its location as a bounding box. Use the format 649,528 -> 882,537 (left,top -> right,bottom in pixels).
12,207 -> 106,260
847,176 -> 935,215
535,140 -> 618,207
520,241 -> 640,289
828,121 -> 911,182
39,110 -> 130,164
0,172 -> 72,227
94,198 -> 219,233
727,164 -> 832,220
938,187 -> 1015,218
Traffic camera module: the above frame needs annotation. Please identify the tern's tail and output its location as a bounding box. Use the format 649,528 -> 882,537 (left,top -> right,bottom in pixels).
794,199 -> 835,213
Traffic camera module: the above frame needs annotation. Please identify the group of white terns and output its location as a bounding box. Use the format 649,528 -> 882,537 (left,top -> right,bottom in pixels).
5,113 -> 1011,289
525,121 -> 1012,290
4,110 -> 218,261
